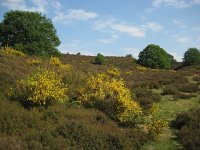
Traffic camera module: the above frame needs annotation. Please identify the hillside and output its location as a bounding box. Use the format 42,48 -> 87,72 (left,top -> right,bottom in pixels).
0,49 -> 200,150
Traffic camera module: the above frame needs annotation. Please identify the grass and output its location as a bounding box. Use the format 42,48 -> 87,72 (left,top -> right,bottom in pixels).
141,93 -> 200,150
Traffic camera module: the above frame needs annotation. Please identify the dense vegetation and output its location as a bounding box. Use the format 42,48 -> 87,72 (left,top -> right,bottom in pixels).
173,108 -> 200,150
0,10 -> 200,150
0,10 -> 61,56
183,48 -> 200,66
0,47 -> 200,150
138,44 -> 173,69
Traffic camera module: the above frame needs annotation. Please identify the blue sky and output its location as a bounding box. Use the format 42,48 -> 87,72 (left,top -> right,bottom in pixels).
0,0 -> 200,61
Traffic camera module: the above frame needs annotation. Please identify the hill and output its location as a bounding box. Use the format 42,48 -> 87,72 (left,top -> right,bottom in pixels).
0,48 -> 200,150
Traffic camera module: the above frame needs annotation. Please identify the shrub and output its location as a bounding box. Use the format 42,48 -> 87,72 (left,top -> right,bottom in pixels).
173,108 -> 200,150
147,118 -> 168,139
106,67 -> 121,77
176,83 -> 199,93
78,73 -> 142,125
193,76 -> 200,81
0,96 -> 149,150
137,44 -> 171,69
11,69 -> 68,106
1,47 -> 26,57
173,92 -> 197,100
95,53 -> 105,65
162,85 -> 178,95
49,57 -> 72,73
136,66 -> 147,71
183,48 -> 200,66
26,58 -> 41,66
125,70 -> 133,76
172,76 -> 188,84
134,88 -> 161,109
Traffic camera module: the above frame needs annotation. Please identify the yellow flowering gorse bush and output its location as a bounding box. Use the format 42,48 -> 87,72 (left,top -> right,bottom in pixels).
106,67 -> 121,77
79,73 -> 142,123
147,118 -> 168,139
17,69 -> 68,105
49,57 -> 71,72
125,70 -> 133,76
136,66 -> 147,71
1,47 -> 26,57
26,58 -> 41,65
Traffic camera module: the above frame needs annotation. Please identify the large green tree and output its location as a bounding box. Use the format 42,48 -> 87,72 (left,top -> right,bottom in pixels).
0,10 -> 61,56
183,48 -> 200,66
138,44 -> 171,69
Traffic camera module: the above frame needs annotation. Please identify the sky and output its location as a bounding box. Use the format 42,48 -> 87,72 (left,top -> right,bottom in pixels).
0,0 -> 200,61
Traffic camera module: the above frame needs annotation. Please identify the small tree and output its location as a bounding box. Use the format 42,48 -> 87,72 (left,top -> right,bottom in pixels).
0,10 -> 61,57
183,48 -> 200,66
95,53 -> 105,65
138,44 -> 171,69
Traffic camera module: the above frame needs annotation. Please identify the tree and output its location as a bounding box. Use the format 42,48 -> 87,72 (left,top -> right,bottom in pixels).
138,44 -> 171,69
0,10 -> 61,56
183,48 -> 200,66
95,53 -> 105,65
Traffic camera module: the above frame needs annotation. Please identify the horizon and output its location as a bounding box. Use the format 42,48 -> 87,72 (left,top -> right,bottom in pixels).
0,0 -> 200,61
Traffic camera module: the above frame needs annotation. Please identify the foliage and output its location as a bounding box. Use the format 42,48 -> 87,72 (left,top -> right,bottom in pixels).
49,57 -> 72,73
26,58 -> 41,65
106,67 -> 121,77
162,85 -> 178,95
183,48 -> 200,66
173,108 -> 200,150
11,69 -> 68,106
0,95 -> 149,150
0,10 -> 61,57
136,66 -> 147,71
125,54 -> 133,58
138,44 -> 171,69
1,46 -> 26,57
95,53 -> 105,65
78,73 -> 142,125
134,88 -> 161,110
147,118 -> 168,139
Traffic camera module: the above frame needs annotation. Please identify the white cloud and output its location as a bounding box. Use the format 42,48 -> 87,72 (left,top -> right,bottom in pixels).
52,1 -> 62,10
53,9 -> 98,25
123,47 -> 141,58
169,52 -> 183,62
0,0 -> 49,13
111,24 -> 145,37
152,0 -> 200,8
192,26 -> 200,31
142,22 -> 163,31
97,35 -> 119,44
93,18 -> 116,32
93,18 -> 145,37
173,19 -> 186,28
152,0 -> 190,8
173,35 -> 191,44
0,0 -> 27,10
177,37 -> 191,44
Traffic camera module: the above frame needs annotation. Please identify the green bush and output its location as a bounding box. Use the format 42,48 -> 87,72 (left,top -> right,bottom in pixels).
95,53 -> 105,65
183,48 -> 200,66
137,44 -> 171,69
